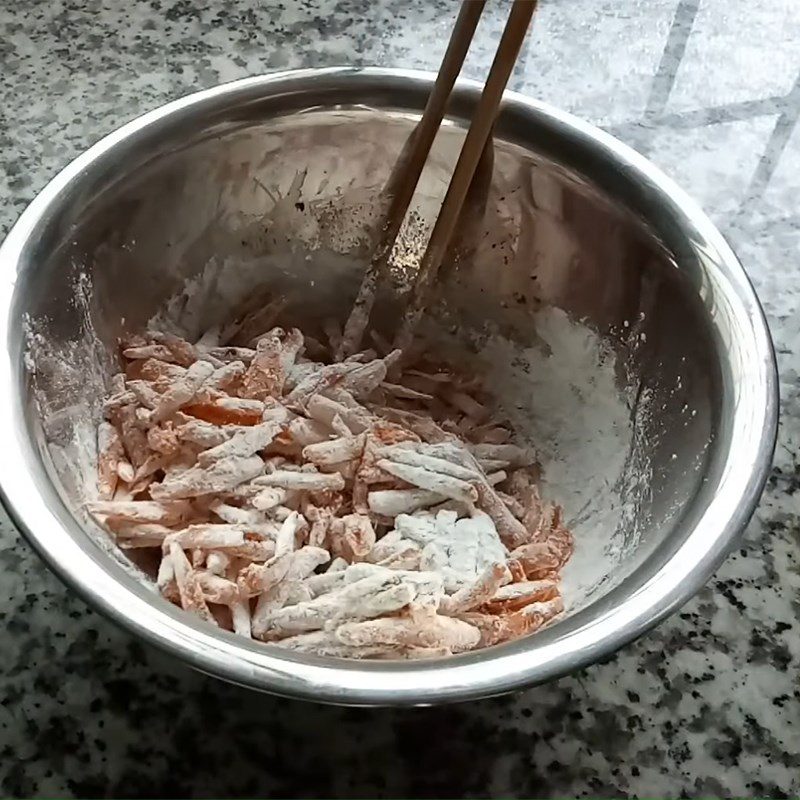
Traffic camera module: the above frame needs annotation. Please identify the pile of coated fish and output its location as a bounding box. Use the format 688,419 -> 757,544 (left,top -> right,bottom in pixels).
89,316 -> 572,659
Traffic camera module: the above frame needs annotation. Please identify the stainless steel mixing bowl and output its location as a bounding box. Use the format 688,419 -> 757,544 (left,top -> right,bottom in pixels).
0,68 -> 778,705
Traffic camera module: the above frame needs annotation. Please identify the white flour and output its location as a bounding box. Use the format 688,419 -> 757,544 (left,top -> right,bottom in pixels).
479,308 -> 650,606
24,273 -> 107,503
24,274 -> 156,587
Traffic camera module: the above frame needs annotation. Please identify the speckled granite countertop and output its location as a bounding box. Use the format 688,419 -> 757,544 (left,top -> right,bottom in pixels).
1,0 -> 799,796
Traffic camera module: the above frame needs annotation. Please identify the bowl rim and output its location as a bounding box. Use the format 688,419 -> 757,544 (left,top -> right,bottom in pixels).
0,67 -> 779,705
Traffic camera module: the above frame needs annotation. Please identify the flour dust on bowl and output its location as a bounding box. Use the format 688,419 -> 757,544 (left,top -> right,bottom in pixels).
0,69 -> 777,705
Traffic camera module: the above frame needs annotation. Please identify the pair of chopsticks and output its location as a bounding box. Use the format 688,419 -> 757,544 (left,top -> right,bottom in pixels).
339,0 -> 537,359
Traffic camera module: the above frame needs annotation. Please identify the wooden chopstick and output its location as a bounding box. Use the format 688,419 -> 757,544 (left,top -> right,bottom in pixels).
393,0 -> 537,352
338,0 -> 487,360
